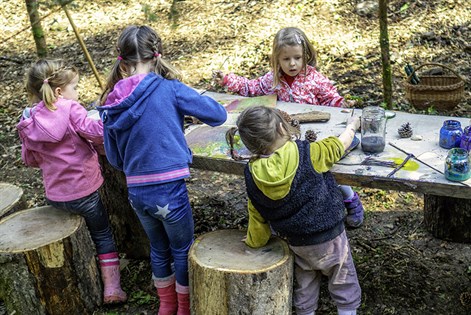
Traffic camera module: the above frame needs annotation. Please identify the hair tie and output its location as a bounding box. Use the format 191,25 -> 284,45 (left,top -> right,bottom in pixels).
154,52 -> 161,58
117,56 -> 123,61
43,79 -> 49,84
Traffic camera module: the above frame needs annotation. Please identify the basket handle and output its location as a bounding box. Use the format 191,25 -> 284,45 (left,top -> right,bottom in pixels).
407,63 -> 464,83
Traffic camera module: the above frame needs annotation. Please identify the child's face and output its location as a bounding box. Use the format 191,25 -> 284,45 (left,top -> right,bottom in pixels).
57,74 -> 79,101
278,45 -> 304,77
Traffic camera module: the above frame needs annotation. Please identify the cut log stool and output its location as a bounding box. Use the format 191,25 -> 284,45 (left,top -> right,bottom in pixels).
0,182 -> 26,219
189,229 -> 294,315
0,206 -> 102,315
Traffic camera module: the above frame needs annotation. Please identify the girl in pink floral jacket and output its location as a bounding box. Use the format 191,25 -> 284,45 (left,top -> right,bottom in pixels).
214,27 -> 352,107
214,27 -> 364,228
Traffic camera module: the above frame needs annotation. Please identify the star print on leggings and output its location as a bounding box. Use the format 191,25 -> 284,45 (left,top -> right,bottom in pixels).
155,203 -> 170,218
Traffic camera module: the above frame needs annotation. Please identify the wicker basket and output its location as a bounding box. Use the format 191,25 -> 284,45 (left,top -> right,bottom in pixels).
404,63 -> 465,111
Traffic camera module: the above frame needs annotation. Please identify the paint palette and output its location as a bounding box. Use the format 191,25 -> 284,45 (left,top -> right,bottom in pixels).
224,94 -> 277,113
186,125 -> 250,159
341,135 -> 360,159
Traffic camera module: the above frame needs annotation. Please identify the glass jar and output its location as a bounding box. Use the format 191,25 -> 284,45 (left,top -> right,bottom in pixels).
361,106 -> 386,153
444,148 -> 471,181
459,125 -> 471,152
439,120 -> 462,149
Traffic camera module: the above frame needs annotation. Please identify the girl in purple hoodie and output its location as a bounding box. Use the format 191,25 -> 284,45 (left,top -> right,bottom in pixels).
17,59 -> 127,304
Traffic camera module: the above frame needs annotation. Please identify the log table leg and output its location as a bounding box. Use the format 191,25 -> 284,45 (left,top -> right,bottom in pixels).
98,156 -> 150,259
189,229 -> 294,315
424,194 -> 471,243
0,206 -> 102,315
0,182 -> 26,219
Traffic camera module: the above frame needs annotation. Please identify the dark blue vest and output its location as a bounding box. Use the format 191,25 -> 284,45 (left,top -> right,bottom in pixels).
245,140 -> 345,246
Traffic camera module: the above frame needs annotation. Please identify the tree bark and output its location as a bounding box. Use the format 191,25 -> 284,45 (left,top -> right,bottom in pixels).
0,182 -> 26,219
424,194 -> 471,243
25,0 -> 47,57
189,229 -> 294,315
0,206 -> 102,315
379,0 -> 393,109
98,156 -> 150,259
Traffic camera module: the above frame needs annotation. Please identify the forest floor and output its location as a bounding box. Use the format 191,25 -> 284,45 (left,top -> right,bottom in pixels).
1,0 -> 470,314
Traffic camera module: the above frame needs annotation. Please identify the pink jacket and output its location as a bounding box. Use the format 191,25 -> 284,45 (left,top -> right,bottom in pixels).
17,98 -> 104,202
223,65 -> 344,107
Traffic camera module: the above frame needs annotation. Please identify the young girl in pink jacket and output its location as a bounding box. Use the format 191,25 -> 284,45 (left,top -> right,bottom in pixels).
17,59 -> 127,304
214,27 -> 364,228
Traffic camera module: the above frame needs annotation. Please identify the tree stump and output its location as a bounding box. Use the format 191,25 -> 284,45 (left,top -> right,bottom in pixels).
0,206 -> 102,315
0,182 -> 26,219
189,229 -> 294,315
424,194 -> 471,243
98,156 -> 150,259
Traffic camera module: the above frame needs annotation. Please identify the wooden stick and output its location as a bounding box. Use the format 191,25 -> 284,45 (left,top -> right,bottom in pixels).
61,3 -> 104,90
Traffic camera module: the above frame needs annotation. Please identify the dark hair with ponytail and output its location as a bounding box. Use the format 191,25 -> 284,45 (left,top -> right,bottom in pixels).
99,25 -> 181,105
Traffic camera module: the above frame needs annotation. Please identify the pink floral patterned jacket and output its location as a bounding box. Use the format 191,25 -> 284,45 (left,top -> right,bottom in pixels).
223,65 -> 344,107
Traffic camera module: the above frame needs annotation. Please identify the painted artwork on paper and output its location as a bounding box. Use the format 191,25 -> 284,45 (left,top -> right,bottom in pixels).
224,94 -> 277,113
186,125 -> 250,159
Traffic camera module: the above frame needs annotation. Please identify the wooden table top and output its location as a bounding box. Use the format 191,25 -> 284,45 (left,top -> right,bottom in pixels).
186,92 -> 471,199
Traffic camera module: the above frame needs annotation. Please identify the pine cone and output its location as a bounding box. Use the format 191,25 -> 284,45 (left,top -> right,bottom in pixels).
460,291 -> 471,308
305,129 -> 318,142
398,122 -> 413,138
276,109 -> 301,133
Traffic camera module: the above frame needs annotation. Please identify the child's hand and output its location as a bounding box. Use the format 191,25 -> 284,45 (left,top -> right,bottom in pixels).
212,70 -> 225,86
344,100 -> 357,108
346,116 -> 361,131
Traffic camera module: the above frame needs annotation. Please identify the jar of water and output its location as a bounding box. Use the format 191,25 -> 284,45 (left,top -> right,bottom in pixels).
361,106 -> 386,153
445,148 -> 471,181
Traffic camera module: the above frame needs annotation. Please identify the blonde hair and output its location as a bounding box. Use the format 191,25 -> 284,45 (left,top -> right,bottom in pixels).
226,106 -> 299,161
99,25 -> 181,105
270,27 -> 317,88
25,59 -> 78,111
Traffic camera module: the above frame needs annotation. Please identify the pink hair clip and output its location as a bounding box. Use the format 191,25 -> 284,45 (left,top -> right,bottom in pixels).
117,56 -> 123,61
154,52 -> 161,58
43,79 -> 49,84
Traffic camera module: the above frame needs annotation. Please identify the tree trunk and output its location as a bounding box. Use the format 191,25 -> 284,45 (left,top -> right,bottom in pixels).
0,182 -> 26,219
424,194 -> 471,243
0,206 -> 102,315
98,156 -> 150,259
379,0 -> 393,109
25,0 -> 47,57
189,229 -> 294,315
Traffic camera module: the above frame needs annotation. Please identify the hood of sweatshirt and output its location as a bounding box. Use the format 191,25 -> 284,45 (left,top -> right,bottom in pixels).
17,99 -> 72,144
97,73 -> 161,130
249,141 -> 299,200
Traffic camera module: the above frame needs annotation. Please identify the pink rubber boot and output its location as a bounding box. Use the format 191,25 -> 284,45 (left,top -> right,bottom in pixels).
176,282 -> 190,315
154,274 -> 178,315
98,252 -> 127,304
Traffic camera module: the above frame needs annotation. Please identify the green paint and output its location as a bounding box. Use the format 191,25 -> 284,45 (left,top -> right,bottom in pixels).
391,157 -> 420,171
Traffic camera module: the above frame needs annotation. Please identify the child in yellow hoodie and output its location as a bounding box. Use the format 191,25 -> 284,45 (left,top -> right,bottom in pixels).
226,106 -> 361,315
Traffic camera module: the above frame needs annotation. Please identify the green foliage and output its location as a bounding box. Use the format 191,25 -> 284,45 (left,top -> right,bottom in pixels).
400,3 -> 410,13
141,4 -> 157,22
426,106 -> 438,115
128,290 -> 157,305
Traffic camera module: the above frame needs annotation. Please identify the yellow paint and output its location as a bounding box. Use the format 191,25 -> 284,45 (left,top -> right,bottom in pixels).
391,157 -> 420,171
38,241 -> 65,268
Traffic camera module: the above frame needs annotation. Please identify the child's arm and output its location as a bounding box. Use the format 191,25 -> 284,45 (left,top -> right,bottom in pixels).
310,117 -> 360,173
216,71 -> 275,97
312,71 -> 344,107
245,199 -> 272,248
69,102 -> 104,144
175,81 -> 227,126
20,142 -> 39,167
102,130 -> 123,170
